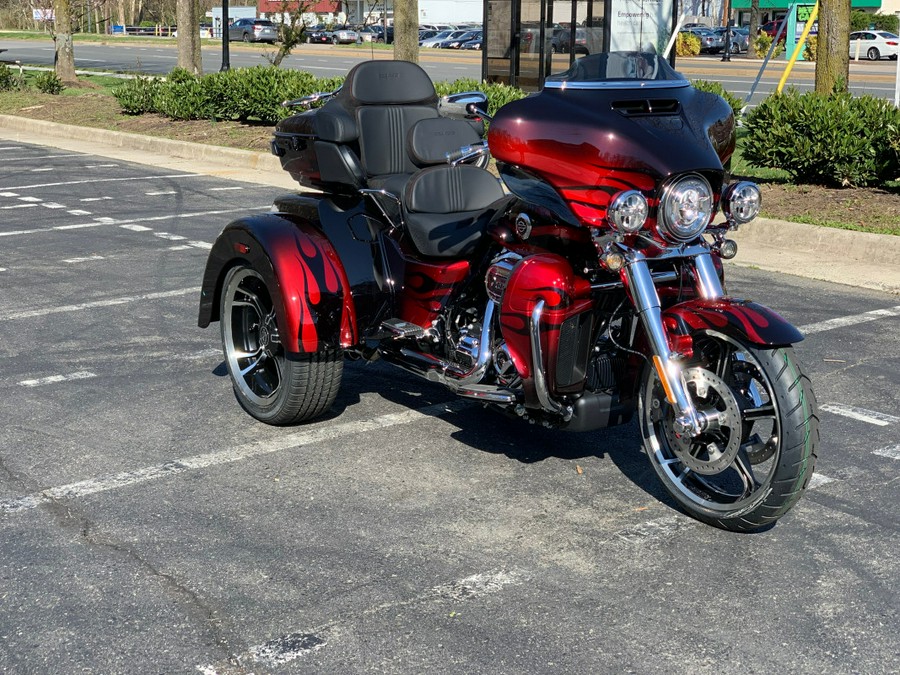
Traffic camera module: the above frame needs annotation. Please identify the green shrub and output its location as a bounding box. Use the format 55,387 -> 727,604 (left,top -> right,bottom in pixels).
0,63 -> 22,91
676,32 -> 701,57
804,35 -> 817,62
851,10 -> 899,33
155,67 -> 209,120
743,88 -> 900,187
33,71 -> 64,95
112,75 -> 162,114
692,79 -> 743,120
754,33 -> 784,59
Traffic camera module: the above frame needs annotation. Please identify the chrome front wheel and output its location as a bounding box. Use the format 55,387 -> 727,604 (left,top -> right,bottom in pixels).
639,331 -> 818,531
220,265 -> 342,425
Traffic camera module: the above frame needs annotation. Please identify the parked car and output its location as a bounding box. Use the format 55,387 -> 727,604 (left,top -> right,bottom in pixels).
556,27 -> 603,55
422,30 -> 468,47
848,30 -> 899,61
356,27 -> 378,42
418,29 -> 437,41
419,23 -> 455,32
329,26 -> 359,44
460,38 -> 482,50
759,19 -> 786,39
306,26 -> 331,44
370,25 -> 394,43
438,30 -> 481,48
228,18 -> 278,44
687,27 -> 724,53
713,26 -> 750,53
682,22 -> 711,30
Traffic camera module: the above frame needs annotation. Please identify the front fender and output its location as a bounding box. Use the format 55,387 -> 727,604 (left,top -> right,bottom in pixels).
663,298 -> 803,346
198,212 -> 357,355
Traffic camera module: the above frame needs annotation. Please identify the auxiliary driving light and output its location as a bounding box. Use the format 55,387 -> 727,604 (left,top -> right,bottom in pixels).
608,190 -> 649,234
718,239 -> 739,259
721,181 -> 762,224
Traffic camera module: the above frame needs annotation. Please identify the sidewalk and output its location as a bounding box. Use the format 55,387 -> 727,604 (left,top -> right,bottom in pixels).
1,113 -> 898,295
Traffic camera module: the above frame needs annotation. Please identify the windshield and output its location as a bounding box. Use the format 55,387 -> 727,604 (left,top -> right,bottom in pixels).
544,52 -> 689,89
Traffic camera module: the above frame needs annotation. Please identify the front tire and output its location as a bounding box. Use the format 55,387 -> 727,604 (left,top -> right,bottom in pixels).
639,331 -> 818,531
867,47 -> 880,61
220,265 -> 343,425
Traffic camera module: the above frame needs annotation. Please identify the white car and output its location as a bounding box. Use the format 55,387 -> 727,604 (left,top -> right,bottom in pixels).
848,30 -> 899,61
419,30 -> 466,47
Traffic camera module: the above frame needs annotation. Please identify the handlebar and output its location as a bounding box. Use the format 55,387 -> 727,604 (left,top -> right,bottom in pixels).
282,88 -> 341,109
445,140 -> 490,166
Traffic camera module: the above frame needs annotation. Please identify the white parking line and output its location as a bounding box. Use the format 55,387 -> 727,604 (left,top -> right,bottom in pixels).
0,191 -> 19,196
120,224 -> 152,232
800,305 -> 900,335
820,404 -> 899,427
807,473 -> 836,489
63,255 -> 105,264
0,287 -> 200,322
17,196 -> 42,202
2,154 -> 80,162
0,203 -> 36,210
0,399 -> 469,515
154,232 -> 187,241
30,168 -> 54,172
188,240 -> 213,249
40,202 -> 66,209
19,371 -> 97,387
872,445 -> 900,461
0,173 -> 200,191
146,190 -> 177,196
80,196 -> 112,202
67,209 -> 92,216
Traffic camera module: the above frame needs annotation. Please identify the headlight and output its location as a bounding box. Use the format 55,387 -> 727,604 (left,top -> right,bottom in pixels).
721,181 -> 761,224
608,190 -> 649,234
658,174 -> 713,242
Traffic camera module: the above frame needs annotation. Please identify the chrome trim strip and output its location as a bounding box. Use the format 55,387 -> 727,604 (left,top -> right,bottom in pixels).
543,80 -> 690,90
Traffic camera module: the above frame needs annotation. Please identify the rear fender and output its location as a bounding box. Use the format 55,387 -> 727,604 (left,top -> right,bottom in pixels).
198,212 -> 357,355
663,298 -> 803,346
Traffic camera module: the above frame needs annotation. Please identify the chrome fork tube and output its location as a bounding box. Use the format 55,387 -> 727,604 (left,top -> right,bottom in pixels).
693,251 -> 725,300
623,252 -> 703,436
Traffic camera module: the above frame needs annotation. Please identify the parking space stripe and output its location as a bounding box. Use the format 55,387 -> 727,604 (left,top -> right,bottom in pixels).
19,371 -> 97,387
3,154 -> 80,162
0,173 -> 200,191
820,404 -> 899,426
872,445 -> 900,460
0,287 -> 200,321
0,203 -> 36,210
80,196 -> 112,202
807,473 -> 837,489
146,190 -> 177,196
800,305 -> 900,335
0,400 -> 469,515
0,191 -> 19,196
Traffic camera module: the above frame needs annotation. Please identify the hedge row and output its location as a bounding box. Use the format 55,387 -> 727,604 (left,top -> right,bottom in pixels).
743,88 -> 900,187
114,67 -> 527,124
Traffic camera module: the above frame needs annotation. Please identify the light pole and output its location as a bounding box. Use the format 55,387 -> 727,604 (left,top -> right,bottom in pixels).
221,0 -> 230,71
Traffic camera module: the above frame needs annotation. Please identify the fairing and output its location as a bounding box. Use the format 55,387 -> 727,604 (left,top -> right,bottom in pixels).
488,53 -> 735,228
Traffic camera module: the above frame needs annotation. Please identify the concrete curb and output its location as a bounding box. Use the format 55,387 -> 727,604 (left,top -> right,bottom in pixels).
1,113 -> 897,295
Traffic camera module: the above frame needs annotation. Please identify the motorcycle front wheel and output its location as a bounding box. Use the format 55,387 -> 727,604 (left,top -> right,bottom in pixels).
220,265 -> 343,425
639,331 -> 818,532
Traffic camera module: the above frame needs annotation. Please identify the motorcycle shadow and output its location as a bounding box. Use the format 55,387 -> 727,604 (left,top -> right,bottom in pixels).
333,360 -> 677,508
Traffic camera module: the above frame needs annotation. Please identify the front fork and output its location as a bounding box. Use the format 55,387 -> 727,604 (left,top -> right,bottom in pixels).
623,248 -> 723,437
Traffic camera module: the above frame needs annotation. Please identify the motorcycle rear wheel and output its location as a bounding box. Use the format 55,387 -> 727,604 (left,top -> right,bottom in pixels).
639,331 -> 818,532
220,265 -> 343,425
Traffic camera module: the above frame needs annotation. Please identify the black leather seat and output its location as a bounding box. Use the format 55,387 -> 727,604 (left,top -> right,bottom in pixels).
313,60 -> 506,258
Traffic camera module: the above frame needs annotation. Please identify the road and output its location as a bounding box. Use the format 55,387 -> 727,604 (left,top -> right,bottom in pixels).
0,140 -> 898,673
1,36 -> 898,106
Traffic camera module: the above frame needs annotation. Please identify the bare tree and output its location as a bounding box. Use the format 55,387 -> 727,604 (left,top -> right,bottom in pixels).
393,0 -> 418,63
51,0 -> 77,81
746,0 -> 760,58
815,0 -> 850,93
176,0 -> 202,73
266,0 -> 311,67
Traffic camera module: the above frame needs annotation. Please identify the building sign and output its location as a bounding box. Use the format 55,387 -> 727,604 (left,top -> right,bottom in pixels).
608,0 -> 674,54
33,8 -> 54,21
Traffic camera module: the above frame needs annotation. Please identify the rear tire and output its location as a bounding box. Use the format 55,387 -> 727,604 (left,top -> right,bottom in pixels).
639,331 -> 819,531
242,33 -> 250,43
220,265 -> 343,425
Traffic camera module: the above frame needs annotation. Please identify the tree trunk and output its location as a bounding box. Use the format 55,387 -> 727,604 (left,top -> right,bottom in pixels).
393,0 -> 419,64
176,0 -> 202,74
815,0 -> 850,93
746,0 -> 760,58
52,0 -> 78,81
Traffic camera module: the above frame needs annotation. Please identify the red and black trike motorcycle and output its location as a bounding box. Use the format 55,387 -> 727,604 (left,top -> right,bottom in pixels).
199,54 -> 819,531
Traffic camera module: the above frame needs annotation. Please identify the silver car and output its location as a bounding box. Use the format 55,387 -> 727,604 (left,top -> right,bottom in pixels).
329,27 -> 359,44
228,18 -> 278,44
688,28 -> 725,54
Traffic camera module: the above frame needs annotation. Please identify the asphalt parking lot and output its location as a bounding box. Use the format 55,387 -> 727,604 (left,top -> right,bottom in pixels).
1,141 -> 898,673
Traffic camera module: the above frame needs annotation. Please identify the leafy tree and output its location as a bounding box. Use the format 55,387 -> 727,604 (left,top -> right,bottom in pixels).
265,0 -> 311,68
